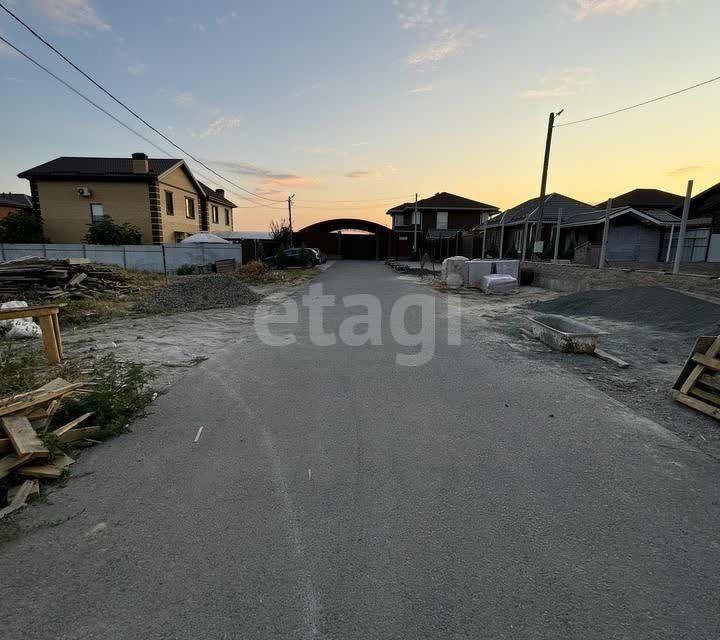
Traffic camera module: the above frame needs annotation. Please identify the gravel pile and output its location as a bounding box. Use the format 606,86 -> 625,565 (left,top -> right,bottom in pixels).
134,275 -> 262,314
533,286 -> 720,334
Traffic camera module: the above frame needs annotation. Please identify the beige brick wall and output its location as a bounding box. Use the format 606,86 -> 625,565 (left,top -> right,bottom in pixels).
207,201 -> 233,234
35,180 -> 152,243
158,166 -> 202,242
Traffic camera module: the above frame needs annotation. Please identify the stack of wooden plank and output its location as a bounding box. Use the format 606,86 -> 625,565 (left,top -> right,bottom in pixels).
672,336 -> 720,420
0,256 -> 136,302
0,378 -> 99,521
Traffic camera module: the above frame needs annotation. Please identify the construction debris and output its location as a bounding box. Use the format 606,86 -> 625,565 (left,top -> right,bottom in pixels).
0,378 -> 99,516
0,256 -> 137,302
672,336 -> 720,420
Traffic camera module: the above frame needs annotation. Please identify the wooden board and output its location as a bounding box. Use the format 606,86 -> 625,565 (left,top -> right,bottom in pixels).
672,390 -> 720,420
0,383 -> 84,417
0,480 -> 40,521
58,426 -> 100,444
52,412 -> 93,437
698,374 -> 720,393
691,352 -> 720,371
1,415 -> 49,458
0,453 -> 32,480
680,335 -> 720,394
17,454 -> 73,479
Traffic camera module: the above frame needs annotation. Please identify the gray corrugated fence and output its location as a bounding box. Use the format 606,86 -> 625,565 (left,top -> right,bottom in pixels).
0,243 -> 242,273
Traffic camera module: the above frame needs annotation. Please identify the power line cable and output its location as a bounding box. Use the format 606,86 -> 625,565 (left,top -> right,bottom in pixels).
555,74 -> 720,127
0,34 -> 286,213
0,1 -> 285,204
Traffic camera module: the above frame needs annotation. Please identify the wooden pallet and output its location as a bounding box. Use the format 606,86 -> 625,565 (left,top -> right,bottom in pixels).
672,336 -> 720,420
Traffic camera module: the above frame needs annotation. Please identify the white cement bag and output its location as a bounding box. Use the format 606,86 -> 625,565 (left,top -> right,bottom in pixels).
441,256 -> 469,288
0,301 -> 41,338
479,274 -> 518,294
467,260 -> 494,288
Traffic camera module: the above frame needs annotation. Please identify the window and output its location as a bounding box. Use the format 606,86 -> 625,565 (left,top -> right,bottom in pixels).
224,208 -> 231,226
90,203 -> 104,223
394,213 -> 404,227
165,191 -> 174,215
185,197 -> 195,219
211,205 -> 219,224
436,211 -> 448,229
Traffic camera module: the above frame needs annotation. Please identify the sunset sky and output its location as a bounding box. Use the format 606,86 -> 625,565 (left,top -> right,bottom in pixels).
1,0 -> 718,230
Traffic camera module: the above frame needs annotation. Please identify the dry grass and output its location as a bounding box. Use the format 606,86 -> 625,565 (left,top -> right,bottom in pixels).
59,269 -> 166,327
232,266 -> 319,286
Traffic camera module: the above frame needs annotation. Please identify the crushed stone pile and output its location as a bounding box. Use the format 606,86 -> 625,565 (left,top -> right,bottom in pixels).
533,286 -> 720,334
134,274 -> 262,314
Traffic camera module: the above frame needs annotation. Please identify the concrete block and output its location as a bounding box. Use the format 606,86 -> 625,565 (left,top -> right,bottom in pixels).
479,274 -> 518,294
494,260 -> 520,279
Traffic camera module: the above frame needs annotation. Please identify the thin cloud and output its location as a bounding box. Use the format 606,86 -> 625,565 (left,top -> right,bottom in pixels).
191,23 -> 207,33
194,116 -> 242,138
210,159 -> 316,189
519,67 -> 593,98
407,26 -> 485,65
29,0 -> 110,32
394,0 -> 448,29
127,63 -> 148,76
573,0 -> 667,20
409,84 -> 433,93
667,165 -> 703,177
171,91 -> 196,106
344,170 -> 371,178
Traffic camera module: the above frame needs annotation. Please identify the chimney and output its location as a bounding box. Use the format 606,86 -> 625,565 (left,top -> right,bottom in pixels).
132,152 -> 149,173
216,188 -> 225,197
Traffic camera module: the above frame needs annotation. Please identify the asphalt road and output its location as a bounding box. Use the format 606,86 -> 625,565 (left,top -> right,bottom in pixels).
1,261 -> 719,639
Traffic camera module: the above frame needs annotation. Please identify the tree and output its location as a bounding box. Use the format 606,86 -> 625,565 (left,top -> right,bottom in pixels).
85,215 -> 142,245
269,217 -> 291,248
0,210 -> 44,243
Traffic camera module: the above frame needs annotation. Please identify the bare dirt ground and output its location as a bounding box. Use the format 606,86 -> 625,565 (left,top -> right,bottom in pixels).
57,266 -> 331,391
414,274 -> 720,461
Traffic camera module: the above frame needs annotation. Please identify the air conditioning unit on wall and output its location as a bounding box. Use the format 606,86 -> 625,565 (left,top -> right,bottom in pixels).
77,186 -> 92,197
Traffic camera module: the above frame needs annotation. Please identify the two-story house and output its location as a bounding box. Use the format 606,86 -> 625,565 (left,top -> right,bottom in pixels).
18,153 -> 235,244
387,192 -> 499,234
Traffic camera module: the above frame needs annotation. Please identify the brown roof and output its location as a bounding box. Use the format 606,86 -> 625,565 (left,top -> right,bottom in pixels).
18,156 -> 182,180
0,193 -> 32,209
597,188 -> 683,211
198,181 -> 237,208
386,192 -> 499,215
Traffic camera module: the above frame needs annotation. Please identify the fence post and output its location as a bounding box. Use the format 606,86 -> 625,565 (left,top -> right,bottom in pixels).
598,199 -> 612,270
43,243 -> 47,258
0,243 -> 4,261
161,244 -> 168,277
122,245 -> 127,268
673,180 -> 693,275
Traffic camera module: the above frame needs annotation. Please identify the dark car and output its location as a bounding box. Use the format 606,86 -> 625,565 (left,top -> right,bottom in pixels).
265,247 -> 318,269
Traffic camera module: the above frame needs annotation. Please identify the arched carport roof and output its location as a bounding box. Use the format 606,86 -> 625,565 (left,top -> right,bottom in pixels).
298,218 -> 390,234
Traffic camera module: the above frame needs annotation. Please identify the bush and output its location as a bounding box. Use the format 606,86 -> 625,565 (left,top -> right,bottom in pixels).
240,260 -> 266,275
176,264 -> 193,276
54,354 -> 155,439
0,210 -> 44,243
85,215 -> 142,245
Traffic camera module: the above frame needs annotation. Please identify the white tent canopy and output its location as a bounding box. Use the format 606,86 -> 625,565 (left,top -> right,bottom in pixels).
180,232 -> 230,244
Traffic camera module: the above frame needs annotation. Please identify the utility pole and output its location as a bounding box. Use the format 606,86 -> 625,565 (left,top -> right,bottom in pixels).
673,180 -> 694,275
534,109 -> 562,259
287,194 -> 295,248
499,212 -> 506,259
598,198 -> 612,270
553,208 -> 563,264
412,193 -> 419,257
